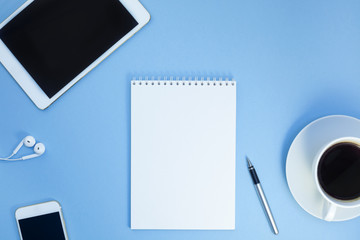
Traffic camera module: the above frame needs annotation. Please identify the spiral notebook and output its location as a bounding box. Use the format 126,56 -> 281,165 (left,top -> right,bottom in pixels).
131,77 -> 236,229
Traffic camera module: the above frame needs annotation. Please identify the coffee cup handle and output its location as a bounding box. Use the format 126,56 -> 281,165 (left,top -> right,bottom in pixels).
323,199 -> 337,221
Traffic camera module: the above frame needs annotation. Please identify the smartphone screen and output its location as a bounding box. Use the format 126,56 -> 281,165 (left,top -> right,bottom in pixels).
18,212 -> 66,240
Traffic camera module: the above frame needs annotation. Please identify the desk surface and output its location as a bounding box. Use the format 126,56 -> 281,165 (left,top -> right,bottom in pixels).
1,0 -> 360,239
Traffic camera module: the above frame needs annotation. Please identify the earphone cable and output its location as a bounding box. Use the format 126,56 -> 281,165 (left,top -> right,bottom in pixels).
0,157 -> 23,161
4,153 -> 15,159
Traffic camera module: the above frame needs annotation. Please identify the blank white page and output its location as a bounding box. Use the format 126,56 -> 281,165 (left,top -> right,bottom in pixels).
131,79 -> 236,229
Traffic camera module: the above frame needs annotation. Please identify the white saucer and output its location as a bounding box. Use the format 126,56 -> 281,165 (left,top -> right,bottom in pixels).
286,115 -> 360,221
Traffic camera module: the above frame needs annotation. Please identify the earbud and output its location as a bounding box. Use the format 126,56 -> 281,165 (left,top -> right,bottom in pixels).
0,135 -> 45,161
8,136 -> 36,158
21,143 -> 46,160
23,136 -> 36,147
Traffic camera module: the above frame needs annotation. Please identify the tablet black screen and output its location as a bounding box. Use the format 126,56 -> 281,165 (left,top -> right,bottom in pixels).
0,0 -> 138,98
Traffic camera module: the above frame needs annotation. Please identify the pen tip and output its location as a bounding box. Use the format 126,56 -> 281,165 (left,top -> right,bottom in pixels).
246,156 -> 253,168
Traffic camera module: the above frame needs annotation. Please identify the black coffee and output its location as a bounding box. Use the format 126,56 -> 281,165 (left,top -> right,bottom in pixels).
317,142 -> 360,201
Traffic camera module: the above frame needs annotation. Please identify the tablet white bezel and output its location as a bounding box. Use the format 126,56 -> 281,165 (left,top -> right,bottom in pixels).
15,201 -> 69,240
0,0 -> 150,110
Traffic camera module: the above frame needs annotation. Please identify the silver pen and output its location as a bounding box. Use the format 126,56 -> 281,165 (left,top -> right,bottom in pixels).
247,157 -> 279,235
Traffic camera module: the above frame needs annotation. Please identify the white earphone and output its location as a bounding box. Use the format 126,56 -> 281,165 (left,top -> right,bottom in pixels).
0,136 -> 45,161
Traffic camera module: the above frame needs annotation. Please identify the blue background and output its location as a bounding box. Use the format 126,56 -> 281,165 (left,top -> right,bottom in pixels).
1,0 -> 360,239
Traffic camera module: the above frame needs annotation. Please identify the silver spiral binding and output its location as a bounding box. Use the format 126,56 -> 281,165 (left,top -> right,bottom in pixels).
131,77 -> 235,86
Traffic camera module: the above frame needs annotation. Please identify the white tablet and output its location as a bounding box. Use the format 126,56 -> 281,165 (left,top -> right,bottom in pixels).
0,0 -> 150,109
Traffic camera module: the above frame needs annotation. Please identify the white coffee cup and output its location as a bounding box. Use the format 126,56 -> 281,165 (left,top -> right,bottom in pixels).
313,137 -> 360,221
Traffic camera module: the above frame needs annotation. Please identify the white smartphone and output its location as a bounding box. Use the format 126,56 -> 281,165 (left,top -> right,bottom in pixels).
0,0 -> 150,109
15,201 -> 69,240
